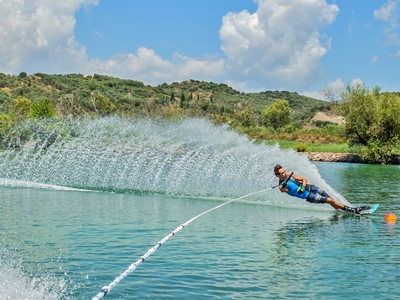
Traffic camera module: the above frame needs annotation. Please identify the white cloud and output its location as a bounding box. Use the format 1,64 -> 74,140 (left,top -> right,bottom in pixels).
305,77 -> 366,101
87,47 -> 225,86
219,0 -> 339,91
301,90 -> 325,100
371,55 -> 378,63
310,78 -> 345,101
374,0 -> 400,45
0,0 -> 98,74
374,0 -> 397,22
0,0 -> 339,92
0,0 -> 225,84
328,78 -> 345,90
326,77 -> 363,90
350,78 -> 364,87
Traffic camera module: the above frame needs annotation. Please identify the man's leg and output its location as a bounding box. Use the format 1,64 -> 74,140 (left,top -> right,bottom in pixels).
323,196 -> 364,214
326,197 -> 344,210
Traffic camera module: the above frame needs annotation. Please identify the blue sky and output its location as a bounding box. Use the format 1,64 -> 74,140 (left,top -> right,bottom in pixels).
1,0 -> 399,99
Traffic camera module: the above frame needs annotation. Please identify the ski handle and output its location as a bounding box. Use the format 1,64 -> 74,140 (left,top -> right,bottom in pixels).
281,172 -> 294,188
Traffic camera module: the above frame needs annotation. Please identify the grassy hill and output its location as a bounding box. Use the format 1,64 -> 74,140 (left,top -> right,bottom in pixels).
0,72 -> 331,127
2,73 -> 399,164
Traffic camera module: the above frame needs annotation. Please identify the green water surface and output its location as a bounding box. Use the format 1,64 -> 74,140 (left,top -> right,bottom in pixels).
0,162 -> 399,299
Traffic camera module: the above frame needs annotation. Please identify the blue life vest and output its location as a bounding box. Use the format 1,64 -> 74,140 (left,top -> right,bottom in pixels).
280,177 -> 310,199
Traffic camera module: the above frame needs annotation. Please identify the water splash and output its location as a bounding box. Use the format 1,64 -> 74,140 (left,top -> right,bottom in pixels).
0,248 -> 70,300
0,117 -> 349,206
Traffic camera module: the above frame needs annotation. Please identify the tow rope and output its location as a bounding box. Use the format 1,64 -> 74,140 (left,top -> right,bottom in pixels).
92,185 -> 278,299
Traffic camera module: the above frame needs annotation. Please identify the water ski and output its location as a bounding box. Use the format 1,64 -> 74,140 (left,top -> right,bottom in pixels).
340,204 -> 380,215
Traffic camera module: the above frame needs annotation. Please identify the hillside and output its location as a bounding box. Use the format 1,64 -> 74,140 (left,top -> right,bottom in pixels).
0,72 -> 331,127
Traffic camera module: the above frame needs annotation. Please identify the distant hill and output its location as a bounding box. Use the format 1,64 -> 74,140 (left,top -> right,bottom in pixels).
0,72 -> 332,127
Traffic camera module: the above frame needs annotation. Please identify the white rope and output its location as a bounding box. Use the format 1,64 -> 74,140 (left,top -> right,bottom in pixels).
92,186 -> 278,299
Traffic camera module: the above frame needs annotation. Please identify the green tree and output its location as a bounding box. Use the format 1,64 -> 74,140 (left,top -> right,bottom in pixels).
29,98 -> 57,119
12,96 -> 32,120
261,99 -> 291,130
180,92 -> 188,109
0,89 -> 9,104
0,113 -> 15,137
170,91 -> 175,102
340,84 -> 378,146
91,94 -> 117,115
340,84 -> 400,163
163,103 -> 185,119
376,92 -> 400,143
232,106 -> 257,127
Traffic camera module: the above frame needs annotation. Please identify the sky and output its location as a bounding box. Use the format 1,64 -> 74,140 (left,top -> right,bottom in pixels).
0,0 -> 400,99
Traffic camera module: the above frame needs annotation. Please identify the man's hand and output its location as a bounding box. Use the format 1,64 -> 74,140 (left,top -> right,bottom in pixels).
281,172 -> 293,188
297,184 -> 305,194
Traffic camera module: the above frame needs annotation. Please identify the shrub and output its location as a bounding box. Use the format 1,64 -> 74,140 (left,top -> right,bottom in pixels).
0,113 -> 15,137
92,94 -> 117,115
282,123 -> 297,133
163,103 -> 185,119
0,90 -> 9,104
261,99 -> 291,130
360,140 -> 399,164
29,98 -> 57,119
12,96 -> 32,120
293,144 -> 308,152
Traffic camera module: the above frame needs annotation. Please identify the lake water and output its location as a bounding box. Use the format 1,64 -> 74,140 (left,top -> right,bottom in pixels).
0,118 -> 399,299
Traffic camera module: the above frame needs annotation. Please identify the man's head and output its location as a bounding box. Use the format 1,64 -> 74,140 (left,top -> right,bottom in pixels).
274,164 -> 287,180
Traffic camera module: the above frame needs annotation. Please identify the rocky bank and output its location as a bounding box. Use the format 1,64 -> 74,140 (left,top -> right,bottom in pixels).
305,152 -> 362,163
304,152 -> 400,164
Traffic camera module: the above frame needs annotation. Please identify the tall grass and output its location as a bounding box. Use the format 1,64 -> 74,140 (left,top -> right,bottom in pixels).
264,139 -> 361,153
235,124 -> 358,153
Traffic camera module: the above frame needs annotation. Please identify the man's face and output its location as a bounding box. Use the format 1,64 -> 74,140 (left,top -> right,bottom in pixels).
276,168 -> 287,180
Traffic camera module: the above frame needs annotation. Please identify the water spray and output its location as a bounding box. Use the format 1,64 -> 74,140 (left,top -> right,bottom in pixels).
92,185 -> 278,299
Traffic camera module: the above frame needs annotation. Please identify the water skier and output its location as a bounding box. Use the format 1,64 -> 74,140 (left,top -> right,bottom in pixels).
273,164 -> 364,214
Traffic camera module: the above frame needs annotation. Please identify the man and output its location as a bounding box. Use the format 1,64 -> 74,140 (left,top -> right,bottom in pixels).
274,164 -> 364,214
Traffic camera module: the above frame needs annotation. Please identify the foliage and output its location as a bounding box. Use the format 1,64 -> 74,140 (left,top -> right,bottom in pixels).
281,123 -> 297,133
0,113 -> 15,138
376,92 -> 400,143
7,72 -> 399,162
0,89 -> 9,105
360,140 -> 399,164
12,96 -> 32,120
265,139 -> 360,153
246,123 -> 346,144
0,73 -> 332,125
212,113 -> 231,125
293,144 -> 308,152
340,84 -> 377,146
0,117 -> 74,149
339,84 -> 400,163
91,94 -> 117,115
231,106 -> 258,128
314,120 -> 335,127
261,99 -> 291,130
162,103 -> 185,120
29,98 -> 57,119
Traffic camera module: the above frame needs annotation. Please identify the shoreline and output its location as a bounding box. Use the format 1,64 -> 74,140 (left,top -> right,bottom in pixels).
305,152 -> 362,163
304,152 -> 400,164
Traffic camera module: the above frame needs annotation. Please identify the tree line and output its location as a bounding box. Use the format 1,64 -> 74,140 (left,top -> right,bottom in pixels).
0,72 -> 399,163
